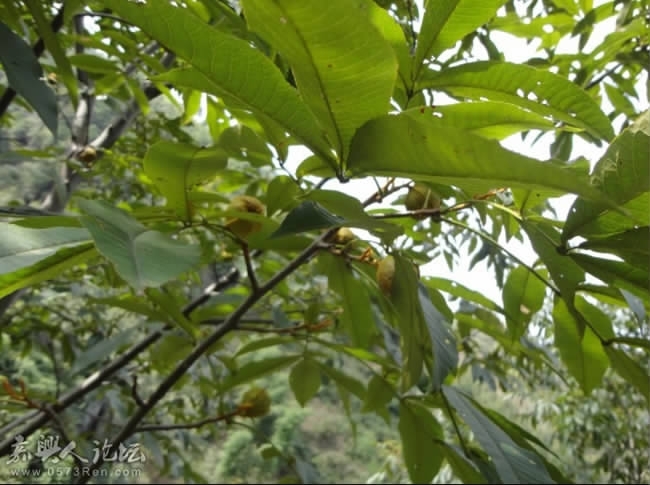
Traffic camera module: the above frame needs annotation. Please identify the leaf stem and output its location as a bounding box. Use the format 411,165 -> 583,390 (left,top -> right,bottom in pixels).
441,392 -> 471,458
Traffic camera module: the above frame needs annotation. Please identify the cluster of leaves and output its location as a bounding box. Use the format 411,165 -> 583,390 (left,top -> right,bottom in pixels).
0,0 -> 648,484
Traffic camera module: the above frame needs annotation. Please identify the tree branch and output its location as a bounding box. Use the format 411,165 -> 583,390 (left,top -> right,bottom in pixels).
0,261 -> 241,457
134,410 -> 238,433
73,225 -> 341,483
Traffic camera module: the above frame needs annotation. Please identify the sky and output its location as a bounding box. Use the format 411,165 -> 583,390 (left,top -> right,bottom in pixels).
280,1 -> 649,306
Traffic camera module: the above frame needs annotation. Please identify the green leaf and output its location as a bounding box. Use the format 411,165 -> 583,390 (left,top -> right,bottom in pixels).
143,141 -> 229,221
24,0 -> 78,107
319,253 -> 376,348
296,155 -> 336,179
220,355 -> 302,393
502,266 -> 546,339
265,176 -> 300,216
574,295 -> 615,340
570,252 -> 649,302
604,346 -> 649,403
104,0 -> 334,166
317,363 -> 366,401
398,400 -> 444,484
389,255 -> 426,390
145,288 -> 198,339
346,114 -> 616,205
417,283 -> 458,390
10,215 -> 83,229
521,219 -> 584,298
552,297 -> 609,394
68,53 -> 119,74
236,336 -> 298,356
67,327 -> 139,377
365,1 -> 412,93
562,111 -> 650,241
241,0 -> 397,160
218,124 -> 273,167
87,295 -> 165,321
620,288 -> 647,324
419,61 -> 614,142
301,189 -> 402,240
289,358 -> 322,406
0,242 -> 96,299
441,443 -> 487,484
151,334 -> 194,373
406,102 -> 556,140
443,386 -> 554,484
362,375 -> 395,413
0,21 -> 58,137
426,276 -> 505,314
414,0 -> 507,76
77,198 -> 202,290
577,227 -> 650,271
0,223 -> 92,274
271,201 -> 343,238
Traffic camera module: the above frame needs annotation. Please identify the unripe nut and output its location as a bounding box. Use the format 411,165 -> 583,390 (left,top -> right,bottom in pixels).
238,386 -> 271,418
405,183 -> 440,219
376,255 -> 396,296
77,146 -> 97,165
333,227 -> 357,245
226,195 -> 266,239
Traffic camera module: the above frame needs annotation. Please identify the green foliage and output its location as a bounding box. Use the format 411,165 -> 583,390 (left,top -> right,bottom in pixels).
0,0 -> 648,484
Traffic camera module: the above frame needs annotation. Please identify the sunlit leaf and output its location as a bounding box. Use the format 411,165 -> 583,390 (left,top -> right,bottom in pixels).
346,114 -> 616,205
143,141 -> 229,221
503,266 -> 547,339
405,102 -> 556,140
414,0 -> 507,77
553,297 -> 609,394
563,111 -> 650,241
103,0 -> 334,166
419,61 -> 614,142
241,0 -> 397,159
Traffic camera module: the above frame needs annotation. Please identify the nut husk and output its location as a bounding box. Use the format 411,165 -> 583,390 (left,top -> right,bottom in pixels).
405,183 -> 440,219
376,255 -> 396,296
225,195 -> 266,239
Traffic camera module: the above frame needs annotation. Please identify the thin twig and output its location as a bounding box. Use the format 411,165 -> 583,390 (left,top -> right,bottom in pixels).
130,376 -> 145,408
236,323 -> 310,334
242,245 -> 259,292
134,410 -> 238,433
73,226 -> 341,483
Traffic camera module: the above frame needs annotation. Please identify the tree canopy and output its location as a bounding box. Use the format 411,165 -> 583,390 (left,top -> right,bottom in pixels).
0,0 -> 648,484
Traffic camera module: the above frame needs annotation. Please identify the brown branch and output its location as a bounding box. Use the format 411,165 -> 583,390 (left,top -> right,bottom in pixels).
134,410 -> 238,433
0,261 -> 241,457
130,376 -> 145,408
236,323 -> 309,334
73,225 -> 341,483
242,244 -> 259,292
